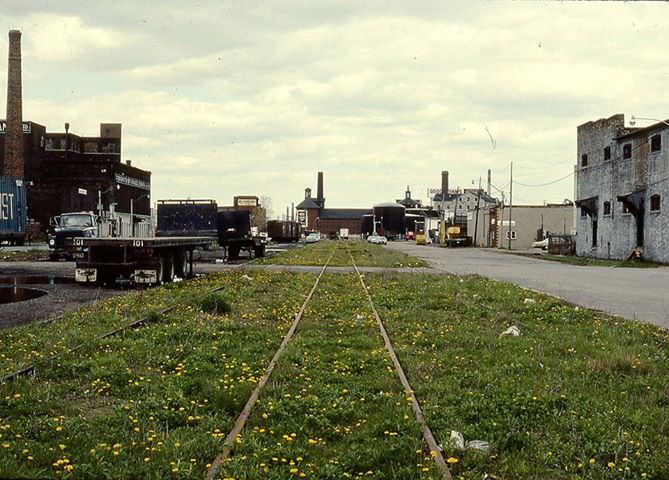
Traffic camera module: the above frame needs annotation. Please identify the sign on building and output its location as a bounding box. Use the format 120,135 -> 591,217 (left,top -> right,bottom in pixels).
115,173 -> 150,191
297,210 -> 306,226
236,197 -> 258,207
0,121 -> 31,134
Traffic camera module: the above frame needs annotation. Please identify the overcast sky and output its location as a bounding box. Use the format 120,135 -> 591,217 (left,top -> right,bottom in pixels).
1,1 -> 667,216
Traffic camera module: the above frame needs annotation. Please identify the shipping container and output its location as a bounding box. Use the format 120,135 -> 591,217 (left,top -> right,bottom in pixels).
267,220 -> 301,242
156,200 -> 218,237
0,176 -> 27,245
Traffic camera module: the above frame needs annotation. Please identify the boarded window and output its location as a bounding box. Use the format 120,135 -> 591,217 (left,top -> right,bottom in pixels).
623,143 -> 632,159
604,146 -> 611,160
651,194 -> 661,211
603,201 -> 611,215
581,154 -> 588,167
651,134 -> 662,152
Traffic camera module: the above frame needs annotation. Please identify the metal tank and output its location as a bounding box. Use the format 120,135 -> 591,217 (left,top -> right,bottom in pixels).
373,202 -> 405,239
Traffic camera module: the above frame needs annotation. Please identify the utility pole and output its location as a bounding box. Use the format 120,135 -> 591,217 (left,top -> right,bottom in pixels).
474,176 -> 482,247
507,161 -> 513,251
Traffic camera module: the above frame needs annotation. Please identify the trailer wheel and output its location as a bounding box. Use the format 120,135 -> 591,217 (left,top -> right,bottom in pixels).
164,255 -> 176,283
175,250 -> 188,278
228,246 -> 240,259
254,245 -> 266,258
155,257 -> 165,285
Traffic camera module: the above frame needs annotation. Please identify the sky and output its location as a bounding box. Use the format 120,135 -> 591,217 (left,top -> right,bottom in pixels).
1,1 -> 668,217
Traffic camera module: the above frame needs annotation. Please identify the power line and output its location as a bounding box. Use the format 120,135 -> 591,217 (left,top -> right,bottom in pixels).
514,171 -> 574,187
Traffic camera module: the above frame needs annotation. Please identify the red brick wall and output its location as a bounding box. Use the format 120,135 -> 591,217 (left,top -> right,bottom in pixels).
317,218 -> 362,235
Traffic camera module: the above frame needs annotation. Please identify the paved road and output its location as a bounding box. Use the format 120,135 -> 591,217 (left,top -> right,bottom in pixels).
385,243 -> 669,328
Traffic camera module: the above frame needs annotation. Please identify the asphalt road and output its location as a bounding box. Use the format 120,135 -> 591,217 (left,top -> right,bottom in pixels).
385,242 -> 669,329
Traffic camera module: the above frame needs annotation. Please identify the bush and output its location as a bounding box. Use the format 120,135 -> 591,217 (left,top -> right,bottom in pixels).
198,291 -> 233,314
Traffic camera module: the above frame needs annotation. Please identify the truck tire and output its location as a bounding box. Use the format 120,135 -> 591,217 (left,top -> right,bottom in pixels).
155,257 -> 165,286
254,245 -> 266,258
228,246 -> 240,259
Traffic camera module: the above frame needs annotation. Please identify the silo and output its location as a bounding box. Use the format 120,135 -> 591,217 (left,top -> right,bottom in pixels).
373,202 -> 405,239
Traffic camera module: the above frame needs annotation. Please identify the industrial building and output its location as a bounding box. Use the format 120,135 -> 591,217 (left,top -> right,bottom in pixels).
0,121 -> 151,237
296,172 -> 370,236
0,29 -> 151,239
575,113 -> 669,262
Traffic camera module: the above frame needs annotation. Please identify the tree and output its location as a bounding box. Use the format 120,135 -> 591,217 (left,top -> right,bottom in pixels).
251,195 -> 273,231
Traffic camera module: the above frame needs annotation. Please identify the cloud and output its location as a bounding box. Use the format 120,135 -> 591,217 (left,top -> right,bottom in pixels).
0,2 -> 668,212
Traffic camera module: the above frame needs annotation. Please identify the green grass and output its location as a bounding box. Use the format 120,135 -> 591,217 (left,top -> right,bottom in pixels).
0,248 -> 49,262
516,253 -> 663,268
0,271 -> 316,479
221,273 -> 441,479
366,273 -> 669,479
259,240 -> 427,268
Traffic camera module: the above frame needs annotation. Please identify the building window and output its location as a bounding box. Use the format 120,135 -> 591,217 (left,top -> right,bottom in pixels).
651,134 -> 662,153
581,154 -> 588,167
505,230 -> 517,240
603,201 -> 611,216
604,146 -> 611,160
622,203 -> 630,214
592,220 -> 598,247
580,206 -> 587,218
651,194 -> 661,212
623,143 -> 632,159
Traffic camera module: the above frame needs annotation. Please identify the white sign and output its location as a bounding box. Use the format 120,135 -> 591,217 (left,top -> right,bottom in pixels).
297,210 -> 306,226
115,173 -> 150,191
236,198 -> 258,207
78,188 -> 88,195
500,220 -> 516,227
0,121 -> 31,134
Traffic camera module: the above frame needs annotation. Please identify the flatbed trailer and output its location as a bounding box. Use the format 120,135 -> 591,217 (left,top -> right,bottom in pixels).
70,236 -> 213,285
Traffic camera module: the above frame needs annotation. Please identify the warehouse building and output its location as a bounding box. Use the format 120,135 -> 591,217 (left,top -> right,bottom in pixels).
0,121 -> 151,236
295,172 -> 370,236
575,113 -> 669,262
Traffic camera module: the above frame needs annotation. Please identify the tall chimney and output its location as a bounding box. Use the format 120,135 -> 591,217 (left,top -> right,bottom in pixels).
441,170 -> 449,196
487,169 -> 492,196
317,171 -> 324,207
4,30 -> 23,179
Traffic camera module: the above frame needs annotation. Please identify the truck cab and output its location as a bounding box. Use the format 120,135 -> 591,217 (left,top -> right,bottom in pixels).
48,212 -> 98,261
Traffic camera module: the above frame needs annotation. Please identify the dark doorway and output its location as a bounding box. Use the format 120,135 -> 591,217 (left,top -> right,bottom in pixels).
592,220 -> 598,247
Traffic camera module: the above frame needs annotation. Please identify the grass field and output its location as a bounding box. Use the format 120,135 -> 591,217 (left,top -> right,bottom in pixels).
259,240 -> 427,268
515,253 -> 663,269
2,243 -> 668,479
367,273 -> 669,479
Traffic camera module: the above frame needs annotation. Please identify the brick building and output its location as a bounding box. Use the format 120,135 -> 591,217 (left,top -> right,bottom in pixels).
575,113 -> 669,262
0,121 -> 151,235
295,172 -> 370,235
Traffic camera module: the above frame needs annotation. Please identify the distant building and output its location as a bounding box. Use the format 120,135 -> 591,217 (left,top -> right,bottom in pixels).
473,203 -> 574,249
575,114 -> 669,262
0,121 -> 151,234
295,172 -> 370,235
431,170 -> 498,215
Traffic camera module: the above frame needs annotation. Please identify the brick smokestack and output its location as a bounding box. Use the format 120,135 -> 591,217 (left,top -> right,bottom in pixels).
317,171 -> 324,207
441,170 -> 449,196
4,30 -> 23,178
487,169 -> 492,196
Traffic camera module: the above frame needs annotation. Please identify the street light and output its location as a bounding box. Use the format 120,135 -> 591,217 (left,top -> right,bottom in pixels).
130,193 -> 150,237
630,115 -> 669,128
64,122 -> 70,163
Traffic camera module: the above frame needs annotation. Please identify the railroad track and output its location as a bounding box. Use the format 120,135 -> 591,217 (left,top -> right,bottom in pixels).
205,248 -> 335,480
0,284 -> 226,385
346,244 -> 452,480
206,245 -> 451,480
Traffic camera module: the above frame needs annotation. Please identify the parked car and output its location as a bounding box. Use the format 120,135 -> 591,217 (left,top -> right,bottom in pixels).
531,238 -> 549,250
305,233 -> 320,243
367,235 -> 387,245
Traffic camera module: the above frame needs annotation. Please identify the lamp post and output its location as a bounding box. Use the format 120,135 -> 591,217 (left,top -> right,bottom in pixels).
130,193 -> 150,237
630,116 -> 669,128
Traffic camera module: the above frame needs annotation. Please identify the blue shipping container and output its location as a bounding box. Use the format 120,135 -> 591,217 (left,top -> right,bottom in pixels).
0,176 -> 27,239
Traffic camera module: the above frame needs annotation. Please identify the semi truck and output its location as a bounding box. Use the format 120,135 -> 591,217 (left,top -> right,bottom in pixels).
48,211 -> 98,260
0,176 -> 27,246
